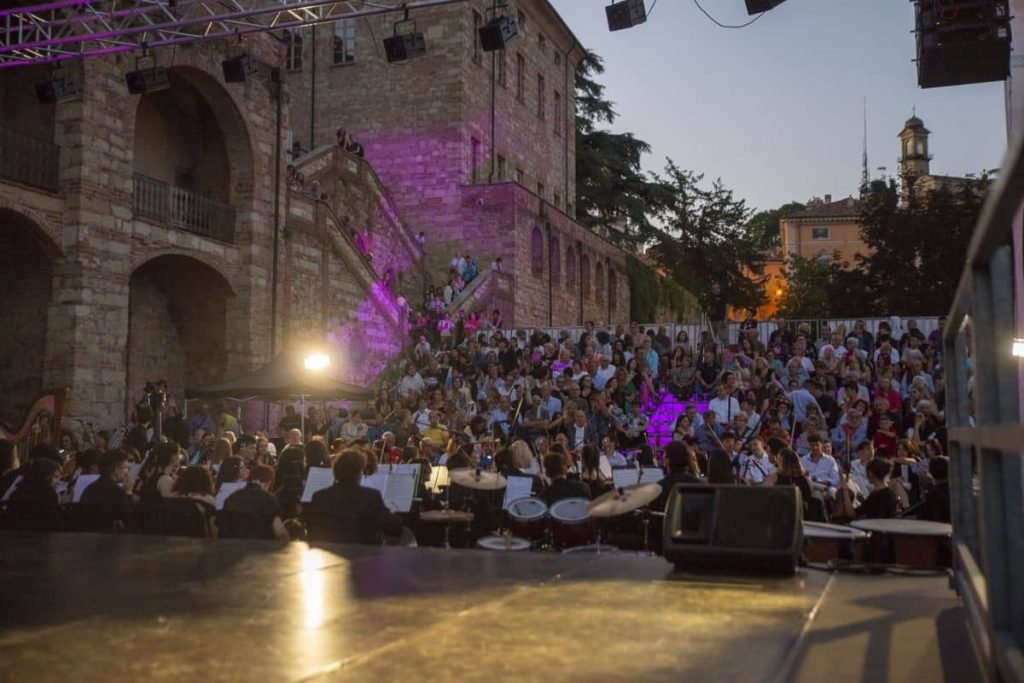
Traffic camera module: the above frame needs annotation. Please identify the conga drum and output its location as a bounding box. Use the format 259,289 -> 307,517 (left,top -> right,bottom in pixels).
850,518 -> 952,568
802,521 -> 868,563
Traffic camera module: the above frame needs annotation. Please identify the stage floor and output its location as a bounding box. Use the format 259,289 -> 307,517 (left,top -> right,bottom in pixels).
0,532 -> 981,682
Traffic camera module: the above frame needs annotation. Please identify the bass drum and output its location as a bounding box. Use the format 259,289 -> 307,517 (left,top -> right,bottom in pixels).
507,497 -> 548,542
548,497 -> 594,549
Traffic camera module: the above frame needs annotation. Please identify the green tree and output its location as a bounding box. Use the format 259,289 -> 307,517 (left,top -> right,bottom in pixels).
651,161 -> 765,313
857,176 -> 986,313
575,51 -> 669,250
778,253 -> 873,318
745,201 -> 806,251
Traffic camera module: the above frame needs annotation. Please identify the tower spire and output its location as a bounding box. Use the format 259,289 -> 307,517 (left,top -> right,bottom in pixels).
861,97 -> 870,189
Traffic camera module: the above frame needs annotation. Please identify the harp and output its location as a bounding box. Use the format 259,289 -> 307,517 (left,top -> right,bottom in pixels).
0,387 -> 70,454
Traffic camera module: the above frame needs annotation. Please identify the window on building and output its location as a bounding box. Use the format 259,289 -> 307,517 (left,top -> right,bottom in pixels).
553,90 -> 561,135
498,49 -> 507,87
555,51 -> 561,67
537,182 -> 545,199
608,270 -> 617,314
581,253 -> 590,297
333,19 -> 356,64
549,236 -> 560,284
496,155 -> 507,181
284,29 -> 303,71
553,191 -> 561,209
565,245 -> 576,288
595,262 -> 605,303
516,53 -> 525,102
471,137 -> 481,184
538,33 -> 546,55
531,227 -> 544,276
472,10 -> 482,64
537,74 -> 546,119
516,168 -> 524,185
811,227 -> 830,240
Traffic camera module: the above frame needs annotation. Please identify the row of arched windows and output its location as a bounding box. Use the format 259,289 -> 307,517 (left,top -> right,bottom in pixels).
530,226 -> 616,306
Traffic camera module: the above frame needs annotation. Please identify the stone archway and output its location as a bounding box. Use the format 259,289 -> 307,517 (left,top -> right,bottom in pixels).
0,209 -> 58,423
126,255 -> 234,413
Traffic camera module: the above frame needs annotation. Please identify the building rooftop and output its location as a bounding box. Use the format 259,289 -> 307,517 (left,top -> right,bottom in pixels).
789,196 -> 861,220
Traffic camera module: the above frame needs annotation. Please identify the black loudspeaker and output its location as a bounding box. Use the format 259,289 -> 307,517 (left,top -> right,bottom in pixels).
125,67 -> 170,95
745,0 -> 786,14
35,74 -> 79,103
663,484 -> 803,575
222,54 -> 259,83
384,31 -> 427,63
480,15 -> 518,51
606,0 -> 647,32
914,0 -> 1010,89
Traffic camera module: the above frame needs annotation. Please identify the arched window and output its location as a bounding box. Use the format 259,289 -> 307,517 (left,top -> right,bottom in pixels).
580,253 -> 590,298
549,235 -> 560,284
530,226 -> 544,276
284,29 -> 303,71
565,245 -> 576,288
608,269 -> 617,315
595,261 -> 605,303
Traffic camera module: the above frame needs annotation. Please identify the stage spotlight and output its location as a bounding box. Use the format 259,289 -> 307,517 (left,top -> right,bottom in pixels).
745,0 -> 786,14
35,70 -> 79,103
479,15 -> 518,51
222,54 -> 259,83
125,66 -> 170,95
606,0 -> 647,32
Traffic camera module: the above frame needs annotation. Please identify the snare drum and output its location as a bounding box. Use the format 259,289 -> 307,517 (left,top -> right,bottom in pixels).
802,522 -> 868,563
548,497 -> 594,549
507,497 -> 548,541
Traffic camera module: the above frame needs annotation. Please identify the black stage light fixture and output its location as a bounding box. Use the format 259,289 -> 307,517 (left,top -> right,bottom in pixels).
745,0 -> 786,14
222,53 -> 259,83
125,66 -> 170,95
384,9 -> 427,63
606,0 -> 647,32
35,69 -> 79,103
480,15 -> 518,51
913,0 -> 1010,89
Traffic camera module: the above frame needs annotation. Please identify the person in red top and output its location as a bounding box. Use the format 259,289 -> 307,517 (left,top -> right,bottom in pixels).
872,413 -> 898,455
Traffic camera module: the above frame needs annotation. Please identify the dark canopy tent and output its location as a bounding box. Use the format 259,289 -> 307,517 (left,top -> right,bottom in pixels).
186,350 -> 374,401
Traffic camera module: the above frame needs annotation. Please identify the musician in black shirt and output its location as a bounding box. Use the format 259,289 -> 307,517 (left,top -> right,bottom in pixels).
541,453 -> 590,506
856,458 -> 899,520
79,449 -> 136,532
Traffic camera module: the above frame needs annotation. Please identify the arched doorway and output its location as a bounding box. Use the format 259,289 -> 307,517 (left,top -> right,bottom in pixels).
0,210 -> 56,423
126,255 -> 233,414
132,67 -> 253,243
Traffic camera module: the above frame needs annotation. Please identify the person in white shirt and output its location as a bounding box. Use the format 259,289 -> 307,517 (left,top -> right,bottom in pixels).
800,434 -> 840,498
600,436 -> 627,468
739,437 -> 775,485
397,364 -> 426,400
708,381 -> 741,427
847,441 -> 874,506
592,356 -> 617,391
339,410 -> 368,441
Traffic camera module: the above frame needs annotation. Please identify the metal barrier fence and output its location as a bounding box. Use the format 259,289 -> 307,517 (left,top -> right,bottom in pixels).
496,316 -> 941,349
942,118 -> 1024,680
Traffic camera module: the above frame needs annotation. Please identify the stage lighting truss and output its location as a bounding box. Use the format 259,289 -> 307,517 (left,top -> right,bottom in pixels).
0,0 -> 460,69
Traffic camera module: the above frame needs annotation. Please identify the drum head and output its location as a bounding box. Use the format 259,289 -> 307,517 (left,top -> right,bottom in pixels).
477,536 -> 531,551
549,497 -> 591,522
508,497 -> 547,521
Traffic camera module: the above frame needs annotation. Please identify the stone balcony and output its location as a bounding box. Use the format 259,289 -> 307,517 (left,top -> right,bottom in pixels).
132,173 -> 236,243
0,126 -> 59,192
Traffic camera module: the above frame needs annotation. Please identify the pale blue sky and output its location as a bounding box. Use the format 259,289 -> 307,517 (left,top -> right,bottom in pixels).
549,0 -> 1007,212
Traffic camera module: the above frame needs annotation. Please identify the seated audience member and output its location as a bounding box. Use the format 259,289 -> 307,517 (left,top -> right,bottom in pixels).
79,449 -> 136,532
856,458 -> 899,520
771,448 -> 821,522
215,456 -> 248,493
918,456 -> 951,523
541,453 -> 591,506
221,464 -> 289,540
5,456 -> 63,531
306,449 -> 403,545
172,466 -> 218,536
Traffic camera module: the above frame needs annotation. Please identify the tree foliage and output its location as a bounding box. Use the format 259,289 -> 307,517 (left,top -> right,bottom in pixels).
574,51 -> 669,250
778,253 -> 873,319
745,201 -> 806,251
627,256 -> 698,321
856,177 -> 986,314
650,162 -> 765,313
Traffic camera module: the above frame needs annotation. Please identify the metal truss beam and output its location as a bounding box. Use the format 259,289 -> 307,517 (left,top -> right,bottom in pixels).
0,0 -> 462,68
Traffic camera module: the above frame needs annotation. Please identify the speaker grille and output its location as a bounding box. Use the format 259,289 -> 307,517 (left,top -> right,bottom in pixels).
715,487 -> 798,549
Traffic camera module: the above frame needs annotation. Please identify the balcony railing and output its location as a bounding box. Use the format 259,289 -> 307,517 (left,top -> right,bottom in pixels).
0,126 -> 59,192
133,173 -> 236,243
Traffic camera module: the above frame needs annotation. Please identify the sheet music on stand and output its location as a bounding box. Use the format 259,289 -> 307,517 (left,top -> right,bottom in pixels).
428,465 -> 450,493
639,467 -> 664,484
612,467 -> 639,489
72,474 -> 100,503
390,463 -> 421,489
382,472 -> 417,513
502,476 -> 534,510
301,467 -> 334,503
215,481 -> 247,510
599,455 -> 612,479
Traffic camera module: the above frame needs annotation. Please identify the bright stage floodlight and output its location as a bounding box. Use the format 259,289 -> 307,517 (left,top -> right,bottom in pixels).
745,0 -> 787,14
304,353 -> 331,372
479,15 -> 518,51
606,0 -> 647,32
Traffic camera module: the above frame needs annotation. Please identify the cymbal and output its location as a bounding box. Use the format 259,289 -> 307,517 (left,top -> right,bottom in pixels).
420,509 -> 475,523
587,483 -> 663,518
450,469 -> 507,491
